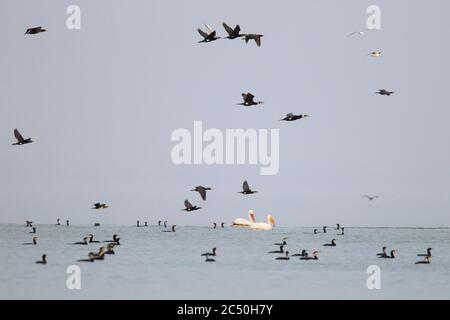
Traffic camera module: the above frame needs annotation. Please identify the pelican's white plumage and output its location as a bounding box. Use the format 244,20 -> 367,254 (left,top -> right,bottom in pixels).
232,210 -> 255,227
250,215 -> 275,230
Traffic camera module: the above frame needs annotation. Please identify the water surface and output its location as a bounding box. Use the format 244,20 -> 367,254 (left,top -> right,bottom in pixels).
0,224 -> 449,299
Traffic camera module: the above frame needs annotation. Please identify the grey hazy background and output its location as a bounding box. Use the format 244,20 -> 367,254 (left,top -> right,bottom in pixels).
1,0 -> 449,227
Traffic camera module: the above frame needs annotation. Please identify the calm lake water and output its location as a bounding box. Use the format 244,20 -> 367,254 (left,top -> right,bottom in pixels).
0,224 -> 449,299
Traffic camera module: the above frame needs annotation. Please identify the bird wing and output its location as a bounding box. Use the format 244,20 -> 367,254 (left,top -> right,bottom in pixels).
244,93 -> 255,103
286,113 -> 294,117
198,187 -> 207,200
198,28 -> 209,39
222,22 -> 234,36
254,35 -> 262,47
243,181 -> 250,192
14,129 -> 25,142
184,199 -> 193,208
209,30 -> 216,39
205,24 -> 214,34
234,25 -> 241,34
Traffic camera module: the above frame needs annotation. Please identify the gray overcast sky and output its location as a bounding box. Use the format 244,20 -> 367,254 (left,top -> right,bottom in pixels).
1,0 -> 449,227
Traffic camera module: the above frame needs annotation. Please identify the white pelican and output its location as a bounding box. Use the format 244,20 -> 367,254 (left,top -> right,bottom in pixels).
250,215 -> 275,230
232,209 -> 255,227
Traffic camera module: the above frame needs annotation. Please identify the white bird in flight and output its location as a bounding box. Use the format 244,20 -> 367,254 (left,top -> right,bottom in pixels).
367,51 -> 382,57
347,29 -> 371,37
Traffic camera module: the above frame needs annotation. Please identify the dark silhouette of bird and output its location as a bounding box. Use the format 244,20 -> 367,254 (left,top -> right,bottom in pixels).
183,200 -> 201,212
104,244 -> 115,255
56,218 -> 60,226
25,26 -> 46,35
66,220 -> 69,227
238,93 -> 263,106
164,221 -> 168,228
201,248 -> 217,257
23,236 -> 38,245
417,248 -> 432,257
323,239 -> 337,247
243,34 -> 263,47
103,234 -> 119,243
291,249 -> 307,257
35,254 -> 47,264
280,113 -> 309,121
376,89 -> 394,96
12,129 -> 33,145
222,22 -> 244,39
276,251 -> 290,260
198,24 -> 220,43
29,227 -> 36,234
103,234 -> 120,245
268,245 -> 284,253
77,253 -> 95,262
376,246 -> 387,257
363,195 -> 379,201
379,249 -> 396,259
91,248 -> 106,260
323,226 -> 327,233
162,225 -> 176,233
191,186 -> 211,201
274,237 -> 288,246
368,51 -> 382,58
221,222 -> 225,228
72,236 -> 89,245
300,251 -> 319,260
239,180 -> 258,195
88,234 -> 100,243
212,223 -> 217,229
92,203 -> 109,210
